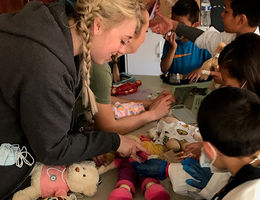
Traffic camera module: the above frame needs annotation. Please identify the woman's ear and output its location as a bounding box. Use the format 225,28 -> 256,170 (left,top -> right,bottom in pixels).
93,18 -> 104,35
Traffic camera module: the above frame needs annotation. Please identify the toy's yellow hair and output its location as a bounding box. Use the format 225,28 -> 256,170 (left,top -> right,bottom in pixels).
142,141 -> 168,156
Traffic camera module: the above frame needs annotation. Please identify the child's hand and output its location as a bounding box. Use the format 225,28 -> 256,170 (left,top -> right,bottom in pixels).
186,68 -> 202,83
164,32 -> 178,51
184,142 -> 203,160
210,71 -> 223,84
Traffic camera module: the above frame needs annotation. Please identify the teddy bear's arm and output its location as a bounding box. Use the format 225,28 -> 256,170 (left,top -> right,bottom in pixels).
12,186 -> 41,200
98,161 -> 116,174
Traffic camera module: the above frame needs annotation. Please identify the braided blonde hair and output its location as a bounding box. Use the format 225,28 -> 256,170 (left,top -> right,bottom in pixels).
72,0 -> 145,115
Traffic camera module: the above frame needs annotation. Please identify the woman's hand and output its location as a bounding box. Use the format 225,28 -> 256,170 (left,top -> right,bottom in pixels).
117,135 -> 149,157
148,94 -> 174,121
143,90 -> 174,109
153,90 -> 175,102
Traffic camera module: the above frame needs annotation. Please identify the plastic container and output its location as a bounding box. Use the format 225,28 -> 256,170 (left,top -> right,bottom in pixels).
201,0 -> 211,27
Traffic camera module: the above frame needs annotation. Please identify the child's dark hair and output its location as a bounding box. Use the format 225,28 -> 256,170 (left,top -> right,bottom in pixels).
231,0 -> 260,27
218,33 -> 260,97
198,87 -> 260,157
171,0 -> 199,24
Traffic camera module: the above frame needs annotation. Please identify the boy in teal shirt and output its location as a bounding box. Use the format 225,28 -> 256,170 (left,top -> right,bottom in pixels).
161,0 -> 211,76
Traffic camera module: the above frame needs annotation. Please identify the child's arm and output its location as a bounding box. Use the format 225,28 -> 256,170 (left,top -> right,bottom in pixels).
94,95 -> 173,135
175,24 -> 236,54
111,90 -> 174,110
192,27 -> 236,54
150,12 -> 236,54
174,23 -> 235,54
160,32 -> 178,73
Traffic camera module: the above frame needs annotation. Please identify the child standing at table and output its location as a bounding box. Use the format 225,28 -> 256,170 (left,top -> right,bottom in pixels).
160,0 -> 211,76
132,87 -> 260,200
150,0 -> 260,82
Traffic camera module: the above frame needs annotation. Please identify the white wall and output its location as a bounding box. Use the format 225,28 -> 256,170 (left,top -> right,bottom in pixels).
125,29 -> 165,76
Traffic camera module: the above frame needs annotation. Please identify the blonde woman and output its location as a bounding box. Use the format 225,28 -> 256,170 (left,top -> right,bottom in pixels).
89,10 -> 174,138
0,0 -> 148,198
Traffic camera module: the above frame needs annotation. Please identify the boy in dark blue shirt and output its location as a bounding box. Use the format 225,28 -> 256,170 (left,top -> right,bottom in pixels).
161,0 -> 211,76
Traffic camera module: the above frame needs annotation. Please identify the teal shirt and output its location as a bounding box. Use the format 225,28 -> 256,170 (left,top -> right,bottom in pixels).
162,40 -> 212,75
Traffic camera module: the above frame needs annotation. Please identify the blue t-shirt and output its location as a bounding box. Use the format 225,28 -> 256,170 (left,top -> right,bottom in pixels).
161,40 -> 212,75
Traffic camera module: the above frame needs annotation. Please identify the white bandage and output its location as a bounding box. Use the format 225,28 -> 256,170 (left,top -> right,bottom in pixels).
201,70 -> 211,75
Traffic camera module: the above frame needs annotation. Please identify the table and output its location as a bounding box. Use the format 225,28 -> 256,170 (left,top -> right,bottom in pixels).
81,75 -> 211,200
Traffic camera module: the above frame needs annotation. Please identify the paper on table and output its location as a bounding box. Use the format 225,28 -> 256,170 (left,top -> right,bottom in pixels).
171,105 -> 197,125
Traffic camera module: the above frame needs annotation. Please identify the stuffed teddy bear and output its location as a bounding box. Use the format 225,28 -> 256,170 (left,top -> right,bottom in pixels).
13,161 -> 101,200
200,42 -> 227,80
147,116 -> 202,163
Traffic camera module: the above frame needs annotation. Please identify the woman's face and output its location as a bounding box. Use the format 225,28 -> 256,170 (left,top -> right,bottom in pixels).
90,18 -> 137,64
126,10 -> 149,54
220,68 -> 243,87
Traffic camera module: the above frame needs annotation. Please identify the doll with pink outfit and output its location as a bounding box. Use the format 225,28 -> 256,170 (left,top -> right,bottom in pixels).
108,103 -> 170,200
108,157 -> 170,200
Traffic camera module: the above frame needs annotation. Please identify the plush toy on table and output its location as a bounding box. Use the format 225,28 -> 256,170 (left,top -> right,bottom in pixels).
199,42 -> 226,82
147,116 -> 202,162
98,134 -> 170,200
111,80 -> 142,96
98,116 -> 202,200
97,108 -> 201,200
13,161 -> 103,200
